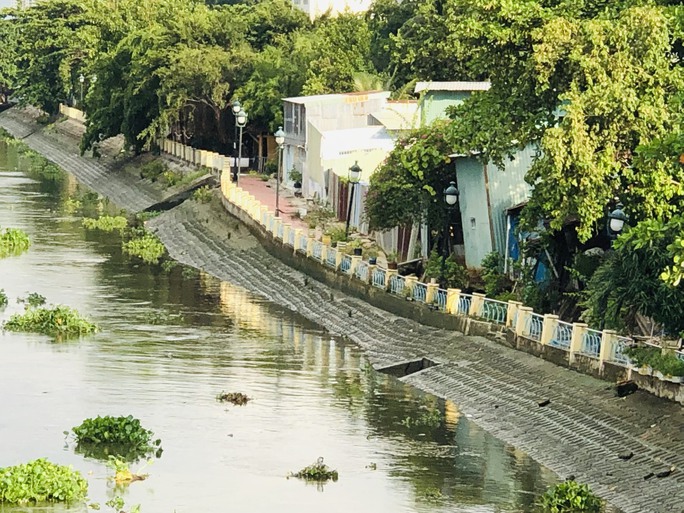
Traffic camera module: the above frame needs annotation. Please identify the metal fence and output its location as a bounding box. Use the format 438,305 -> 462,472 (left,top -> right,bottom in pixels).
582,329 -> 602,358
340,255 -> 352,273
372,268 -> 386,289
435,289 -> 448,311
356,261 -> 369,281
524,313 -> 544,342
550,320 -> 573,350
389,275 -> 405,295
312,241 -> 323,261
458,293 -> 472,315
612,336 -> 633,366
277,223 -> 284,240
298,234 -> 308,253
288,229 -> 295,247
479,298 -> 508,324
413,282 -> 427,303
326,247 -> 337,268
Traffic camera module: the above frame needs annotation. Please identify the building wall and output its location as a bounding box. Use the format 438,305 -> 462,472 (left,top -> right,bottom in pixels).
421,91 -> 471,124
293,0 -> 373,20
456,157 -> 493,268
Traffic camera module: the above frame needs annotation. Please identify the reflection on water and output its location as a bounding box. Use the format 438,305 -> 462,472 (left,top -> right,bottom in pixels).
0,140 -> 556,513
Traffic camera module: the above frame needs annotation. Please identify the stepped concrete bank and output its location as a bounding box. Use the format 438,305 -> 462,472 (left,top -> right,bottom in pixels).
2,107 -> 684,513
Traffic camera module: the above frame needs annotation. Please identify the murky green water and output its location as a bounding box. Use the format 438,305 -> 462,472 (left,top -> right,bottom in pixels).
0,140 -> 556,513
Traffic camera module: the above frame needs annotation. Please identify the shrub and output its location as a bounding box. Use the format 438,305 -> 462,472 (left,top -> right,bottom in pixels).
625,345 -> 684,377
423,250 -> 467,289
139,161 -> 167,181
72,415 -> 161,461
192,185 -> 213,204
481,251 -> 512,297
3,305 -> 98,339
0,289 -> 7,307
122,234 -> 166,264
0,458 -> 88,504
0,227 -> 30,258
538,481 -> 603,513
83,215 -> 128,233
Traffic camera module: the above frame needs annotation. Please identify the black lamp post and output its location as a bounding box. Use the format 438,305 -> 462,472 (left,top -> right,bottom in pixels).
235,107 -> 247,185
607,203 -> 628,240
345,161 -> 362,238
274,126 -> 285,217
79,74 -> 85,105
441,181 -> 460,283
231,100 -> 241,182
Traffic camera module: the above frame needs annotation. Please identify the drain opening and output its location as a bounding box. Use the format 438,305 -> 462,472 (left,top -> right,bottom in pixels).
376,358 -> 439,378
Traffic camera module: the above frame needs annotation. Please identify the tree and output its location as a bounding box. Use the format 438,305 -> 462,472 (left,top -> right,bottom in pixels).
0,8 -> 18,103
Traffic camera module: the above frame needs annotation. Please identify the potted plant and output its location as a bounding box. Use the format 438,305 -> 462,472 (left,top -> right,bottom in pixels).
290,168 -> 303,197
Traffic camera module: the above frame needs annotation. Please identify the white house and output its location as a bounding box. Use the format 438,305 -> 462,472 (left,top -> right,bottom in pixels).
291,0 -> 373,20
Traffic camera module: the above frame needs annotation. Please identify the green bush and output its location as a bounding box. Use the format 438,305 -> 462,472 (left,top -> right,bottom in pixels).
0,458 -> 88,504
423,250 -> 467,289
0,227 -> 30,258
72,415 -> 161,461
625,345 -> 684,377
83,215 -> 128,233
192,185 -> 213,204
3,305 -> 98,339
139,161 -> 167,181
122,234 -> 166,264
481,251 -> 512,297
538,481 -> 603,513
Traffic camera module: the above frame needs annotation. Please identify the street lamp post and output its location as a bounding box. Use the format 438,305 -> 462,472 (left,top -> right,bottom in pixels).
274,126 -> 285,217
79,74 -> 85,105
607,202 -> 628,240
231,100 -> 241,182
441,181 -> 460,283
235,108 -> 248,185
345,161 -> 362,238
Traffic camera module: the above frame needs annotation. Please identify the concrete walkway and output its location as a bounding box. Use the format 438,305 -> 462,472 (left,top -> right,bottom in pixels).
3,108 -> 684,513
237,175 -> 308,231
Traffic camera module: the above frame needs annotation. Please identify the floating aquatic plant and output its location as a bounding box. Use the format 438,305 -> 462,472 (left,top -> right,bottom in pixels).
216,392 -> 251,405
3,304 -> 97,339
71,415 -> 161,461
290,457 -> 339,482
0,458 -> 88,504
0,227 -> 30,258
82,215 -> 128,233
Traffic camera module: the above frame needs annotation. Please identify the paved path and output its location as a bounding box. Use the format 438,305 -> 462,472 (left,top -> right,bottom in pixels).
4,108 -> 684,513
0,108 -> 161,212
237,175 -> 308,230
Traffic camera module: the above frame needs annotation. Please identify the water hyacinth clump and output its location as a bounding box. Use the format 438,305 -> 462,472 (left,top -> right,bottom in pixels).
82,215 -> 128,233
290,457 -> 339,482
71,415 -> 162,461
3,304 -> 98,339
122,233 -> 166,264
538,481 -> 603,513
216,392 -> 251,405
0,227 -> 30,258
0,458 -> 88,504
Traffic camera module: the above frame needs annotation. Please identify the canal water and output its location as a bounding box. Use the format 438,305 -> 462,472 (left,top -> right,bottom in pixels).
0,139 -> 556,513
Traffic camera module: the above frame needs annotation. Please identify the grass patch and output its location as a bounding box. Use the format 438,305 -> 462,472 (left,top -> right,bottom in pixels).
289,457 -> 339,482
0,458 -> 88,505
216,392 -> 251,405
3,304 -> 98,339
71,415 -> 162,462
83,215 -> 128,233
0,227 -> 30,258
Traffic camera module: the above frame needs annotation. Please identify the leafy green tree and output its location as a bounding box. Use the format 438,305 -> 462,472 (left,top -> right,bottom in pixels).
0,8 -> 18,102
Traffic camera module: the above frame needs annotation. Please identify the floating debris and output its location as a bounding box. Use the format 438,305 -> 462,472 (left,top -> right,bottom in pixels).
216,392 -> 251,405
289,457 -> 339,482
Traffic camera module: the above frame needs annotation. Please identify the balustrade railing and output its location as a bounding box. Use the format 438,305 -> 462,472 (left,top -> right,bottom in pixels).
479,298 -> 508,324
356,261 -> 369,281
340,254 -> 352,273
372,268 -> 386,289
458,294 -> 472,315
288,230 -> 295,247
277,223 -> 284,240
612,336 -> 633,366
413,282 -> 427,303
326,247 -> 337,268
581,329 -> 602,358
298,234 -> 308,253
312,241 -> 323,261
524,313 -> 544,342
435,289 -> 447,311
677,350 -> 684,362
389,275 -> 405,295
550,320 -> 573,350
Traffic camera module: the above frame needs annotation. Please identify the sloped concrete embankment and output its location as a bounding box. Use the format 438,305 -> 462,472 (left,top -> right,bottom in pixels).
3,107 -> 684,513
148,198 -> 684,513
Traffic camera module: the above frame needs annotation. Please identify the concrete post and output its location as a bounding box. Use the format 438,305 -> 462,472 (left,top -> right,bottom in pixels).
293,228 -> 303,251
469,292 -> 485,317
540,314 -> 559,346
334,249 -> 343,270
446,288 -> 461,315
404,275 -> 418,297
273,218 -> 281,238
426,283 -> 439,304
516,306 -> 533,337
506,301 -> 522,329
322,235 -> 332,246
349,255 -> 362,275
283,224 -> 291,244
385,269 -> 398,292
599,329 -> 618,367
260,206 -> 269,226
320,243 -> 328,263
569,322 -> 587,364
306,237 -> 314,257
